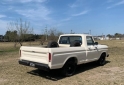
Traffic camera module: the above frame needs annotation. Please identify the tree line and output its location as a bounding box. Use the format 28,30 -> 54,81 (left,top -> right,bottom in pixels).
1,18 -> 123,47
0,18 -> 63,47
107,33 -> 124,39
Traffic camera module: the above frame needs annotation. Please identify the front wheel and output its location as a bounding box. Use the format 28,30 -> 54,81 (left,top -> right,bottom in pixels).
62,61 -> 77,77
98,55 -> 106,66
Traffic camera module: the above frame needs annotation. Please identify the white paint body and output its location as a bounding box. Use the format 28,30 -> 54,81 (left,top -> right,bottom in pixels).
19,34 -> 108,69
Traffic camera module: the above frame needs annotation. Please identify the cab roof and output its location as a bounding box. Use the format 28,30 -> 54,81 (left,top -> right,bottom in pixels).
60,34 -> 91,36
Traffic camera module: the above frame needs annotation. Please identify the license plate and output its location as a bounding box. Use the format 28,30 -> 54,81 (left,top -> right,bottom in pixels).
30,63 -> 35,67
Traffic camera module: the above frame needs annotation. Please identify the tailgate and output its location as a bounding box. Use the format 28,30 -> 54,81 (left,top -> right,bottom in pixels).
20,46 -> 49,64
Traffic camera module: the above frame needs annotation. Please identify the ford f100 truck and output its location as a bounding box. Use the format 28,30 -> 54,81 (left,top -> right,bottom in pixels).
19,34 -> 109,76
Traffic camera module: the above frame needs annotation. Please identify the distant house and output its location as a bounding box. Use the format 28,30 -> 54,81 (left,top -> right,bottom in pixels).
105,37 -> 109,40
93,35 -> 109,40
0,35 -> 3,41
93,36 -> 104,40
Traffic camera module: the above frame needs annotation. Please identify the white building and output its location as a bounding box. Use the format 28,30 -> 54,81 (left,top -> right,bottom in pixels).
93,36 -> 109,40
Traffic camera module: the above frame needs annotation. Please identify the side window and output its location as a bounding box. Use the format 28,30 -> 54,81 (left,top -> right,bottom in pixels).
86,36 -> 94,45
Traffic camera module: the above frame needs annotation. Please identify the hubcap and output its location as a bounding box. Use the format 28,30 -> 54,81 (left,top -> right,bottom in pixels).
66,64 -> 75,75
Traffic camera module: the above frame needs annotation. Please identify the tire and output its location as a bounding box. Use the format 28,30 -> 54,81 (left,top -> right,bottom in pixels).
47,41 -> 59,48
98,54 -> 106,66
62,60 -> 77,77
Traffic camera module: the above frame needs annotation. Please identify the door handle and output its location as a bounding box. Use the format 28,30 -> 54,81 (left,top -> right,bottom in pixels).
88,48 -> 91,50
89,48 -> 94,50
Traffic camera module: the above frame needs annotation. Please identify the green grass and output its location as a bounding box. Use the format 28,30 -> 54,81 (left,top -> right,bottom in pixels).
0,47 -> 19,55
1,47 -> 19,52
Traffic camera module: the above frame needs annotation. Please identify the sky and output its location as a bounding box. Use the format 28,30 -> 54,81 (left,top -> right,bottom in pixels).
0,0 -> 124,36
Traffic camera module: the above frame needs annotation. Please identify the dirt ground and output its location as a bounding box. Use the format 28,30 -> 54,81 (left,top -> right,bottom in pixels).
0,40 -> 124,85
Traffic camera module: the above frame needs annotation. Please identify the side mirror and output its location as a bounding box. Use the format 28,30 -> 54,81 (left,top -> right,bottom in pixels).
94,42 -> 98,45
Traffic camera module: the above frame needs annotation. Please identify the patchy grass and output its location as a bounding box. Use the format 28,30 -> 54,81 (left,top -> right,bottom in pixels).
0,41 -> 40,54
0,40 -> 124,85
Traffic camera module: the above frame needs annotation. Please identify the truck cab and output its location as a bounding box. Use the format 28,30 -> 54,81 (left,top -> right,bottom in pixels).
58,34 -> 107,62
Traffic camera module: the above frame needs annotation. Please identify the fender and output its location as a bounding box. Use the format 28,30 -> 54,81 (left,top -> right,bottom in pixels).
63,55 -> 78,67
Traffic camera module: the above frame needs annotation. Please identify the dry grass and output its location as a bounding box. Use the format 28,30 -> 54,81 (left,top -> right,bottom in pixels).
0,40 -> 124,85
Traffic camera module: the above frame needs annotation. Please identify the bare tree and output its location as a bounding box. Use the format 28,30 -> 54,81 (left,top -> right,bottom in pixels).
7,18 -> 33,47
48,28 -> 63,41
40,29 -> 47,45
40,28 -> 63,45
48,28 -> 57,41
6,22 -> 18,47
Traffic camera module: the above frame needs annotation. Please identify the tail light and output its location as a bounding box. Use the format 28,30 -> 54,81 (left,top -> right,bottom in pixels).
49,53 -> 51,62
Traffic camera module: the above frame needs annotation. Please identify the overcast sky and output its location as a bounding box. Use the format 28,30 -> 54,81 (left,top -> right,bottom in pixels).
0,0 -> 124,35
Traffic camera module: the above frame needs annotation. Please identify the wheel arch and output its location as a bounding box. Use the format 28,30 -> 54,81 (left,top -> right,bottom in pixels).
99,52 -> 106,59
63,57 -> 78,67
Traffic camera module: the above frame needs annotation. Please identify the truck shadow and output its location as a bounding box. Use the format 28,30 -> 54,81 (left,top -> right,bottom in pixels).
76,61 -> 110,74
27,61 -> 110,81
27,69 -> 62,81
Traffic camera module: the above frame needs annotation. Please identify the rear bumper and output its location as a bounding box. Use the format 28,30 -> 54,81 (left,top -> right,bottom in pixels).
19,60 -> 50,71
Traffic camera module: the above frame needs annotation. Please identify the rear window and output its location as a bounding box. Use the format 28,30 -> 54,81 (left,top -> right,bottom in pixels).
59,36 -> 82,44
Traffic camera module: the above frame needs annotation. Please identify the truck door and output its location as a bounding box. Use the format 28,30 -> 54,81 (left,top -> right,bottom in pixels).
86,36 -> 99,61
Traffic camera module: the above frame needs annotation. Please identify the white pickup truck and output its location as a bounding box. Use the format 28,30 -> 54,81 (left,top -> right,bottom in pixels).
19,34 -> 109,76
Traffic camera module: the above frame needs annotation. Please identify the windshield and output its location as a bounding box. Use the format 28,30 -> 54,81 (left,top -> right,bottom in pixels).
59,36 -> 82,44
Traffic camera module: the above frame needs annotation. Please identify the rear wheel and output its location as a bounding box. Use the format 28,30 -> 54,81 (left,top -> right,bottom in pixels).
62,60 -> 77,77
